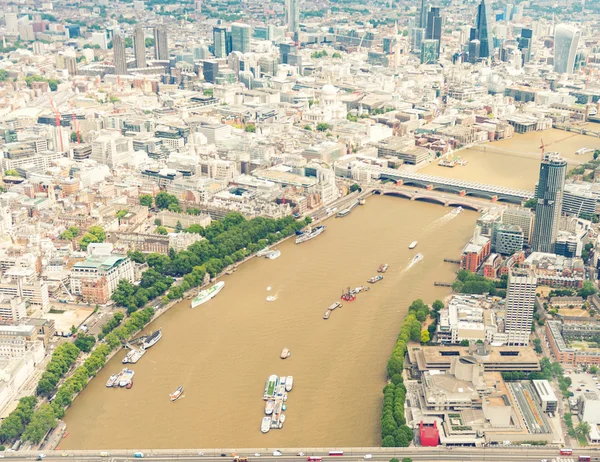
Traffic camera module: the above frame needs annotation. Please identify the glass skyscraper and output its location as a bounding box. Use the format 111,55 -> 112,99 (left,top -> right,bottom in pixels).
554,24 -> 581,74
475,0 -> 493,59
531,153 -> 567,253
231,23 -> 251,54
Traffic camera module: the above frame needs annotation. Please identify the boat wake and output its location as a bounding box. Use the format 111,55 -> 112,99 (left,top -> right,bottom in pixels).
266,295 -> 278,302
266,286 -> 272,291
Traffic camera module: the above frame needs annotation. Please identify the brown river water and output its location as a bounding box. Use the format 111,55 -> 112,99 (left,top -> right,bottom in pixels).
61,196 -> 477,449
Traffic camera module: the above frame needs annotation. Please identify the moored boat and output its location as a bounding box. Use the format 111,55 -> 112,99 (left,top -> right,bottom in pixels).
295,225 -> 326,244
329,302 -> 341,311
409,241 -> 418,249
126,381 -> 133,389
123,348 -> 146,364
106,374 -> 118,388
378,263 -> 389,273
264,374 -> 278,398
118,369 -> 134,387
265,400 -> 275,415
280,348 -> 291,359
191,281 -> 225,308
261,417 -> 271,433
341,287 -> 356,302
170,386 -> 184,402
265,249 -> 281,260
323,310 -> 331,319
368,275 -> 383,284
285,376 -> 293,392
143,330 -> 162,349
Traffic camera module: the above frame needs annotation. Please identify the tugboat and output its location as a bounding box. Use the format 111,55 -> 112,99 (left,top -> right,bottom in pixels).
323,310 -> 331,320
341,287 -> 356,302
368,275 -> 383,283
170,386 -> 184,402
280,348 -> 291,359
378,263 -> 389,273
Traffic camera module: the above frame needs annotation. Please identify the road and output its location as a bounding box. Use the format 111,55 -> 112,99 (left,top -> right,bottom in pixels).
5,447 -> 600,462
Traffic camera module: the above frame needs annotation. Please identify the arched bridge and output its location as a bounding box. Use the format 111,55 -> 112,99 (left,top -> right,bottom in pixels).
360,165 -> 533,203
371,187 -> 484,211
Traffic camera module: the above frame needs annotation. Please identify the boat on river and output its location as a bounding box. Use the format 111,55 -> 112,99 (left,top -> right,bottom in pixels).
412,253 -> 424,264
143,330 -> 162,349
265,400 -> 275,415
118,369 -> 135,387
295,225 -> 326,244
329,302 -> 341,311
265,250 -> 281,260
106,374 -> 118,388
409,241 -> 418,249
368,275 -> 383,284
285,376 -> 293,392
266,295 -> 277,302
280,348 -> 291,359
378,263 -> 389,273
170,386 -> 184,402
191,281 -> 225,308
122,348 -> 146,364
323,310 -> 331,319
452,207 -> 463,215
264,374 -> 278,398
261,417 -> 271,433
341,287 -> 356,302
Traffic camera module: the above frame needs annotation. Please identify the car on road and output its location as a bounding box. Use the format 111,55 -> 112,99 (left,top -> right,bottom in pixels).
220,454 -> 227,457
273,451 -> 282,456
254,454 -> 261,457
296,453 -> 305,457
198,453 -> 204,456
364,455 -> 372,459
36,455 -> 46,461
577,388 -> 582,391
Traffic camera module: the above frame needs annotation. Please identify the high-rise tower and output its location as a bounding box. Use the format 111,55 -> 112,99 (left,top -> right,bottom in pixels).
113,33 -> 127,75
505,268 -> 537,346
554,24 -> 580,74
133,25 -> 146,69
418,0 -> 429,29
285,0 -> 299,34
213,27 -> 227,58
153,25 -> 169,60
475,0 -> 493,59
425,7 -> 442,55
531,152 -> 567,253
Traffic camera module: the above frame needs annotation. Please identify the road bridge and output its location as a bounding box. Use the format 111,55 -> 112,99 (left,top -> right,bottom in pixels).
358,165 -> 533,203
370,186 -> 487,212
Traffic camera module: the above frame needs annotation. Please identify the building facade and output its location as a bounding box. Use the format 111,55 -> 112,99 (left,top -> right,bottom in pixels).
505,268 -> 537,346
554,24 -> 581,74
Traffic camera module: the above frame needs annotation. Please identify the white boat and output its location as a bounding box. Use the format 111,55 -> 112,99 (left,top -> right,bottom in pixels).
409,241 -> 418,249
265,400 -> 275,415
123,348 -> 146,364
452,206 -> 463,215
191,281 -> 225,308
261,417 -> 271,433
118,368 -> 135,387
279,376 -> 287,385
143,330 -> 162,349
280,414 -> 286,425
323,310 -> 331,320
266,295 -> 277,302
170,386 -> 184,402
280,348 -> 291,359
256,247 -> 270,257
412,253 -> 424,264
265,249 -> 281,260
106,374 -> 118,387
285,376 -> 293,392
295,225 -> 326,244
329,302 -> 341,311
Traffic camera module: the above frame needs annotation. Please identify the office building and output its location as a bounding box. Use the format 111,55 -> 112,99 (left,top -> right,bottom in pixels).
134,25 -> 146,69
70,254 -> 135,304
474,0 -> 493,59
5,13 -> 18,35
203,60 -> 218,83
213,27 -> 227,58
469,39 -> 480,63
504,3 -> 513,21
421,39 -> 439,64
531,153 -> 567,253
231,23 -> 251,53
505,268 -> 537,346
153,25 -> 169,60
493,224 -> 524,255
418,0 -> 429,29
502,208 -> 534,244
285,0 -> 299,34
518,28 -> 532,64
425,7 -> 442,55
554,24 -> 581,74
113,34 -> 127,75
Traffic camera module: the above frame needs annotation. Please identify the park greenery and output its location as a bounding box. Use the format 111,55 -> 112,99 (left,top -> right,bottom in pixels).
381,299 -> 436,447
452,270 -> 507,298
244,124 -> 256,133
311,50 -> 328,59
23,75 -> 59,91
112,213 -> 308,313
0,396 -> 37,443
60,226 -> 80,241
4,169 -> 19,177
78,225 -> 106,250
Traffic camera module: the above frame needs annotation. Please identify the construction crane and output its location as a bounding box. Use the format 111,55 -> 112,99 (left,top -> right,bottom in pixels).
68,102 -> 80,144
49,97 -> 64,152
539,138 -> 545,159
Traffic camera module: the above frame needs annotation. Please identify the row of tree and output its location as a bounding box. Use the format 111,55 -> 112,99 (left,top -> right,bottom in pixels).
382,300 -> 434,447
36,343 -> 80,397
452,270 -> 507,298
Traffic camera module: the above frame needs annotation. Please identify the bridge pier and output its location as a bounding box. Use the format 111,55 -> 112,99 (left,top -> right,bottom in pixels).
395,180 -> 403,186
426,184 -> 433,190
410,196 -> 416,201
444,201 -> 449,207
459,190 -> 466,196
491,195 -> 498,202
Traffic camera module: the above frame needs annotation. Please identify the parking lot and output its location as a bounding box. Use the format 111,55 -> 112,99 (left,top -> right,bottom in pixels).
568,371 -> 600,400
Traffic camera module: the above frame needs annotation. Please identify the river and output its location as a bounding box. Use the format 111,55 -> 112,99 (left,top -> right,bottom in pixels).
420,129 -> 600,190
61,196 -> 476,449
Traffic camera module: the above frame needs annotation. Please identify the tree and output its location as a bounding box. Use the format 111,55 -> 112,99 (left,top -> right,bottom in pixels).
533,338 -> 543,354
349,183 -> 361,192
576,421 -> 591,440
420,329 -> 430,344
154,218 -> 162,226
74,334 -> 96,353
128,250 -> 146,263
203,88 -> 213,97
244,124 -> 256,133
382,435 -> 396,447
60,226 -> 79,240
401,459 -> 412,462
432,300 -> 444,312
524,198 -> 537,210
303,125 -> 312,131
0,69 -> 7,81
175,221 -> 183,232
591,365 -> 598,374
460,339 -> 469,346
332,52 -> 342,59
155,226 -> 168,235
594,149 -> 600,160
4,169 -> 19,177
155,191 -> 179,210
116,209 -> 128,220
139,194 -> 153,207
70,131 -> 78,142
578,280 -> 597,298
317,122 -> 331,132
22,404 -> 57,443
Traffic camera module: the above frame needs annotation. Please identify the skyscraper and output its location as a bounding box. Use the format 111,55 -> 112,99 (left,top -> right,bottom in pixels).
554,24 -> 581,74
285,0 -> 299,34
425,7 -> 442,55
153,25 -> 169,60
213,27 -> 227,58
113,33 -> 127,75
231,23 -> 251,53
418,0 -> 429,29
475,0 -> 493,59
133,25 -> 146,69
420,39 -> 439,64
505,268 -> 537,346
531,152 -> 567,253
518,28 -> 532,64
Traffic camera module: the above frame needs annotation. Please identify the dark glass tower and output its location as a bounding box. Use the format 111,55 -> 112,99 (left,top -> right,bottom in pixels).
475,0 -> 493,58
531,153 -> 567,253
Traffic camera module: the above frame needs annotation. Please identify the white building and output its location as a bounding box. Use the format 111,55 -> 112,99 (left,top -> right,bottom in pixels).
302,84 -> 348,123
91,131 -> 133,168
505,268 -> 537,346
70,254 -> 135,298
